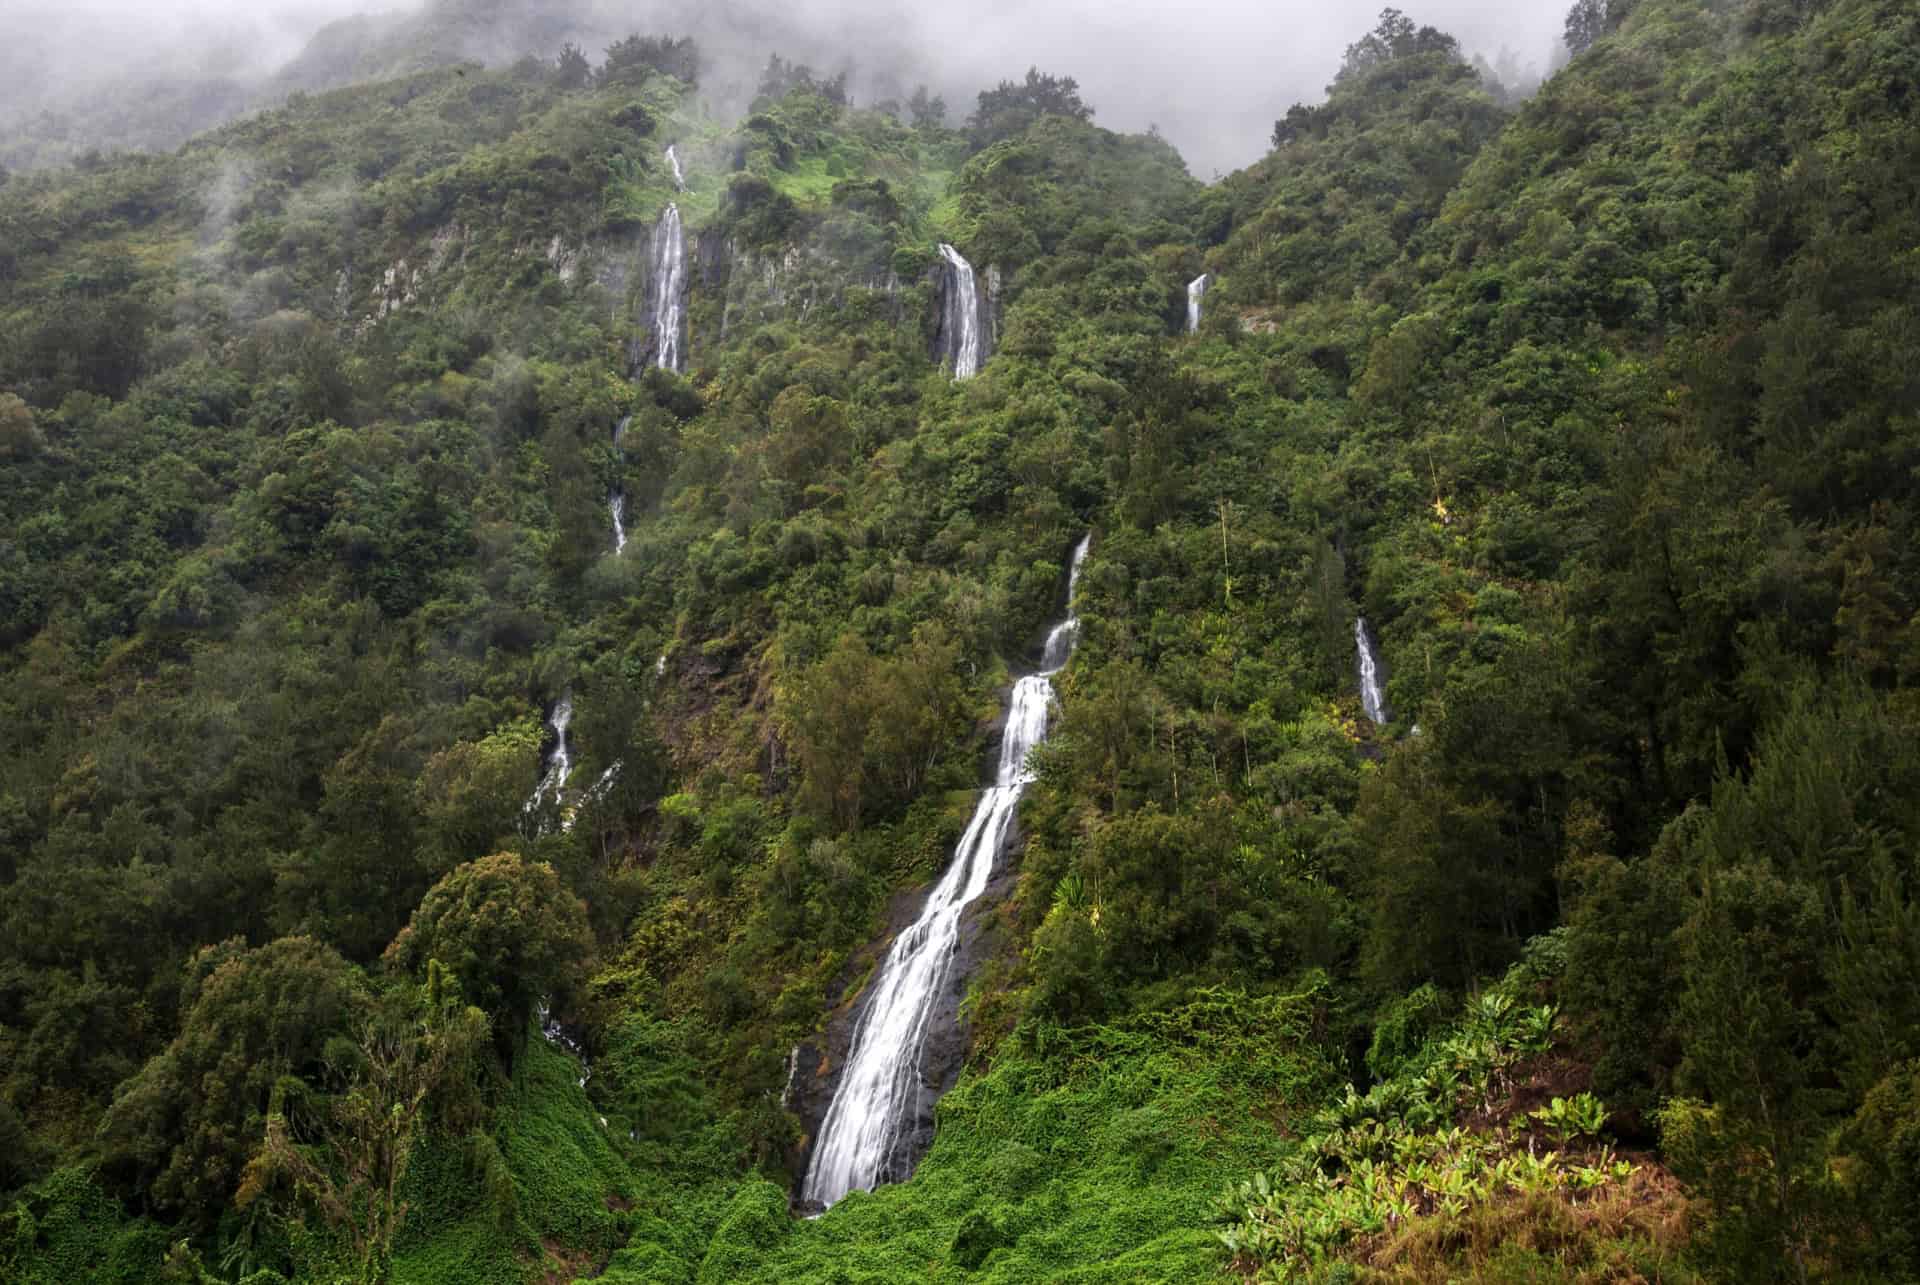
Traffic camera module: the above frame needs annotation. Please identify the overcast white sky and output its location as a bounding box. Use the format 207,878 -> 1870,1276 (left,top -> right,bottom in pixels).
1,0 -> 1567,176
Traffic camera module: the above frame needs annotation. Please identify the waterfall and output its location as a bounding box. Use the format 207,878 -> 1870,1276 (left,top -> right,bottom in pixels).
666,144 -> 686,191
650,203 -> 688,373
803,534 -> 1093,1209
525,700 -> 620,833
539,1001 -> 590,1088
1355,617 -> 1391,725
1187,273 -> 1210,334
937,243 -> 982,379
780,1045 -> 803,1112
524,696 -> 574,828
609,414 -> 631,554
566,762 -> 621,834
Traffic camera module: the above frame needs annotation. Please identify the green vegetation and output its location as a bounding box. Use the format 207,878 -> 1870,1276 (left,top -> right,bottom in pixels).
4,0 -> 1920,1280
731,987 -> 1343,1283
1216,952 -> 1692,1281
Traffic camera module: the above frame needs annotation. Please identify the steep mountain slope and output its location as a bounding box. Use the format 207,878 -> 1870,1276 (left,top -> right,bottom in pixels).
2,0 -> 1918,1281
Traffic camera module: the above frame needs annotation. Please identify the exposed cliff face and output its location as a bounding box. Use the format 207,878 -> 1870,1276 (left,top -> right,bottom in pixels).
690,228 -> 912,352
349,221 -> 644,338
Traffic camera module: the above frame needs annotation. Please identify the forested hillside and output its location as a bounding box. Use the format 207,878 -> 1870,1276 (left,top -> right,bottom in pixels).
2,0 -> 1917,1280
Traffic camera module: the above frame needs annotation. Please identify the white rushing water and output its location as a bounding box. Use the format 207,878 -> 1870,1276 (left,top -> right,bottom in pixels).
803,534 -> 1092,1209
1187,272 -> 1210,334
565,762 -> 621,834
780,1045 -> 803,1112
526,702 -> 619,834
666,144 -> 686,191
609,414 -> 631,554
1355,617 -> 1391,725
651,203 -> 687,372
937,243 -> 982,379
524,696 -> 574,827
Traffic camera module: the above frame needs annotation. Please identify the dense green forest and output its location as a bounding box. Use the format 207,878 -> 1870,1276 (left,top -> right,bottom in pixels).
2,0 -> 1917,1279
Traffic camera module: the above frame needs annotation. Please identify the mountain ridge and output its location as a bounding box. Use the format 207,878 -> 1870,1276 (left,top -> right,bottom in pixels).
3,0 -> 1918,1279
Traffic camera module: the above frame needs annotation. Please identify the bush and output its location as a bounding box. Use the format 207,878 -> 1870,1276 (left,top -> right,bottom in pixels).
695,1181 -> 791,1284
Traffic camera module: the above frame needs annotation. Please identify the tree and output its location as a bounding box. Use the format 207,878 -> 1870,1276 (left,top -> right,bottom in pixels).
967,67 -> 1093,150
239,970 -> 489,1284
0,392 -> 40,460
15,253 -> 153,401
383,853 -> 591,1047
1640,682 -> 1920,1278
98,937 -> 369,1222
1352,739 -> 1509,992
1838,1061 -> 1920,1278
1335,8 -> 1460,82
277,715 -> 423,962
1563,0 -> 1610,55
413,718 -> 542,870
907,85 -> 947,130
755,55 -> 848,107
553,43 -> 591,90
1271,102 -> 1317,149
1666,864 -> 1831,1281
780,625 -> 968,831
598,34 -> 700,88
0,1098 -> 45,1195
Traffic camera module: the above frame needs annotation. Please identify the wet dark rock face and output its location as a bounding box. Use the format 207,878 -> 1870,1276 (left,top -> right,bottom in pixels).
784,700 -> 1024,1212
929,253 -> 998,373
784,860 -> 1016,1214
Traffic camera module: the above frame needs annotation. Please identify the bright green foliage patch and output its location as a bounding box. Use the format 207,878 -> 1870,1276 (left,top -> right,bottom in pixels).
384,1036 -> 639,1284
0,1168 -> 176,1285
736,986 -> 1342,1283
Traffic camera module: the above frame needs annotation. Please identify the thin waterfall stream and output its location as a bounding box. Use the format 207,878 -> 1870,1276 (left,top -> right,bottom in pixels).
609,414 -> 631,553
1355,617 -> 1391,725
611,142 -> 692,546
523,696 -> 574,833
1187,272 -> 1210,333
802,534 -> 1092,1209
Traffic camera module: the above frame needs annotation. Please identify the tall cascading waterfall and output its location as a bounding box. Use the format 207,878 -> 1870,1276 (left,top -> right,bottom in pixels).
649,202 -> 688,373
803,534 -> 1093,1209
937,243 -> 983,379
1355,617 -> 1391,725
1187,272 -> 1210,333
618,144 -> 690,537
524,696 -> 574,830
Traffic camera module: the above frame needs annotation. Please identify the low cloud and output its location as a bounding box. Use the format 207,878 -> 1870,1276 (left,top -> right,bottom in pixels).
2,0 -> 1569,177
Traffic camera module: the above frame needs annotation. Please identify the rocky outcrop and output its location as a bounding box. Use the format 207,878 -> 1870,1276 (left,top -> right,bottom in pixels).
692,229 -> 911,349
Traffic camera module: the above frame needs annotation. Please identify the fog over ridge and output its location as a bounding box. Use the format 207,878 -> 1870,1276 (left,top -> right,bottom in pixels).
1,0 -> 1566,177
